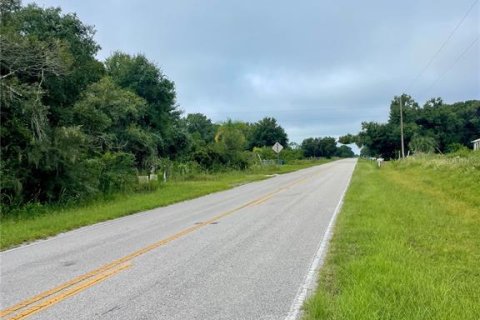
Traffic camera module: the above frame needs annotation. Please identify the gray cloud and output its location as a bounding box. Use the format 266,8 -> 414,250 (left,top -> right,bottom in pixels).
30,0 -> 480,143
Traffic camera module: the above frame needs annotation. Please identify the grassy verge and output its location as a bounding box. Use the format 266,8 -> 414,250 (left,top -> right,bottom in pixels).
303,153 -> 480,320
0,159 -> 333,250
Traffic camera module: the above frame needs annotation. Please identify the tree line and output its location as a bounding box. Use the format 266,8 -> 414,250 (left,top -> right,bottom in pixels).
0,1 -> 353,209
340,95 -> 480,159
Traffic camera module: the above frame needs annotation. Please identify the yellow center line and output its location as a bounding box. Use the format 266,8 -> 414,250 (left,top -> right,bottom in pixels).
5,262 -> 132,320
1,171 -> 314,319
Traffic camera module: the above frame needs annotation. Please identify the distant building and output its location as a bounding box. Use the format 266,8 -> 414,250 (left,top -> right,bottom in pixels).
473,138 -> 480,151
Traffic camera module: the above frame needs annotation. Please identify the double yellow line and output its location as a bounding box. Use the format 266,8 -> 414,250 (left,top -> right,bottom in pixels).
1,174 -> 311,319
1,262 -> 132,320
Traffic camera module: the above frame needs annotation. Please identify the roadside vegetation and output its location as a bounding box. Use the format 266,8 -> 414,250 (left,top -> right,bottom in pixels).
340,96 -> 479,159
0,158 -> 333,249
303,151 -> 480,320
1,1 -> 353,219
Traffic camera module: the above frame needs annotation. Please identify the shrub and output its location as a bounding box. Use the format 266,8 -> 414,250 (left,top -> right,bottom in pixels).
98,152 -> 136,194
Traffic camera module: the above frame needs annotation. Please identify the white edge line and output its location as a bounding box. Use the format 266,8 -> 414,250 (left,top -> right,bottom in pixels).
284,160 -> 357,320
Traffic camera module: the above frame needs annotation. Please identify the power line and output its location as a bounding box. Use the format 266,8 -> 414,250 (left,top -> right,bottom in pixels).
405,0 -> 479,92
396,36 -> 479,158
423,35 -> 479,95
397,0 -> 479,159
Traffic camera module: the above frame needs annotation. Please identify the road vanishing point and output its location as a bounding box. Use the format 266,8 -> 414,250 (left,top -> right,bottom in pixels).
1,159 -> 357,320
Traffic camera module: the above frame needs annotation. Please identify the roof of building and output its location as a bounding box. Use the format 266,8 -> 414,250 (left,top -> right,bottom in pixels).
472,138 -> 480,143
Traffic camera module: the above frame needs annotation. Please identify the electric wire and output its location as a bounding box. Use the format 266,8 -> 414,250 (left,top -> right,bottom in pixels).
405,0 -> 479,93
423,35 -> 479,95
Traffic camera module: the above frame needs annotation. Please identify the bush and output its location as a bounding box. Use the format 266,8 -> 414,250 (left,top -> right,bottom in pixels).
446,147 -> 474,159
192,145 -> 226,170
446,143 -> 469,154
225,151 -> 252,170
98,152 -> 136,194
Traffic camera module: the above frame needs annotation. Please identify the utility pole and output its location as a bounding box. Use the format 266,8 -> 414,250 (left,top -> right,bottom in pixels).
399,94 -> 405,159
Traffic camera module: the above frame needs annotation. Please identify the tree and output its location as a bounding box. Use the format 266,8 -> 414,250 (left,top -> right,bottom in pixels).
338,134 -> 356,145
72,77 -> 160,167
105,52 -> 185,158
165,126 -> 192,160
184,113 -> 216,144
318,137 -> 337,158
301,136 -> 338,158
249,117 -> 288,149
356,122 -> 398,158
73,77 -> 146,138
0,2 -> 88,204
341,95 -> 479,159
106,53 -> 178,126
215,120 -> 247,152
8,3 -> 105,125
212,120 -> 251,169
416,99 -> 480,152
389,94 -> 420,125
336,145 -> 355,158
301,137 -> 320,157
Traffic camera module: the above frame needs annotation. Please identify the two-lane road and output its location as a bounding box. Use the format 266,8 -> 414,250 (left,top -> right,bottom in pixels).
1,159 -> 356,320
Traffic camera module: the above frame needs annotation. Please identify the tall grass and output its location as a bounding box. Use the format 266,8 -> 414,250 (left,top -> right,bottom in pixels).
303,152 -> 479,320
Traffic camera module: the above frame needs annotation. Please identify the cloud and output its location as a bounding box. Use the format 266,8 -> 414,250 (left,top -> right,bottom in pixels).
29,0 -> 480,144
243,67 -> 365,99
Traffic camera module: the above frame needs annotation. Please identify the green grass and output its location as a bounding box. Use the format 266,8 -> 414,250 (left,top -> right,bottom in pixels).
303,153 -> 480,320
0,159 -> 333,250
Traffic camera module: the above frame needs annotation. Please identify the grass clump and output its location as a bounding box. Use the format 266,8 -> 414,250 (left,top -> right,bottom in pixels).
303,152 -> 479,320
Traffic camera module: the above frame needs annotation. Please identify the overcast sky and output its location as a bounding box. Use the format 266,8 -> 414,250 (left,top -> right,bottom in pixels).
30,0 -> 479,145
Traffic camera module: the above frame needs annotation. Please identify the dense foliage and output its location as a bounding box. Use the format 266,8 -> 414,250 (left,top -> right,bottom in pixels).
248,117 -> 288,149
340,95 -> 480,159
300,136 -> 354,159
0,1 -> 355,210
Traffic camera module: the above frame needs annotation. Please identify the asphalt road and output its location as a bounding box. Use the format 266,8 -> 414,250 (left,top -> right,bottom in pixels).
1,159 -> 357,320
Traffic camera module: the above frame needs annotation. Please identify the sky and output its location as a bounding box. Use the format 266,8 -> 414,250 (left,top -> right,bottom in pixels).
29,0 -> 480,147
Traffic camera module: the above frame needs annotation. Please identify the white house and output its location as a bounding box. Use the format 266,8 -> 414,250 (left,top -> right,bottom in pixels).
472,138 -> 480,151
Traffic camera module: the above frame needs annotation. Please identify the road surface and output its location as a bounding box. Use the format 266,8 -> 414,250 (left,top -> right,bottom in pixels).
1,159 -> 356,320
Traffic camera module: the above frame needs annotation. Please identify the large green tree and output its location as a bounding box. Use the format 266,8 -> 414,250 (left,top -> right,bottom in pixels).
5,2 -> 104,125
249,117 -> 288,149
72,77 -> 156,166
105,52 -> 187,159
318,137 -> 338,158
0,1 -> 103,204
356,122 -> 398,158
